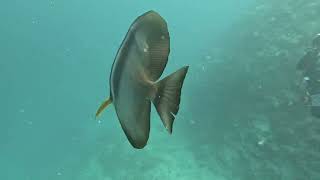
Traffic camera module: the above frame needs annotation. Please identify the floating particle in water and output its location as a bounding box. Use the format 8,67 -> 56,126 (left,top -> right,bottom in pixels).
19,109 -> 25,113
31,18 -> 38,24
50,0 -> 55,7
25,120 -> 33,125
270,97 -> 280,108
189,119 -> 196,125
304,76 -> 310,81
57,172 -> 62,176
255,5 -> 266,11
253,31 -> 260,37
205,55 -> 212,60
258,139 -> 265,146
64,48 -> 72,56
201,65 -> 205,72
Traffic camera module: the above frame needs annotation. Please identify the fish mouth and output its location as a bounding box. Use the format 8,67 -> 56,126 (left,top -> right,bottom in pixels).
141,10 -> 162,20
144,10 -> 159,16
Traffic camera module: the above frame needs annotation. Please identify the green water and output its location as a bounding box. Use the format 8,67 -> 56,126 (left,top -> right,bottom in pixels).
1,0 -> 320,179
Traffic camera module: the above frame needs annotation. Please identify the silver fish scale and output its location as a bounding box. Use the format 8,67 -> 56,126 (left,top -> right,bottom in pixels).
311,93 -> 320,106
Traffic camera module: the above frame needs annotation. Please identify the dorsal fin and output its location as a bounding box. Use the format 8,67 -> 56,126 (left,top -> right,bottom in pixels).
133,11 -> 170,81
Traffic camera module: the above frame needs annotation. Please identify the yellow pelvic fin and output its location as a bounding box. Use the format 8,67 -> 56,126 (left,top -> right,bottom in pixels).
95,98 -> 112,118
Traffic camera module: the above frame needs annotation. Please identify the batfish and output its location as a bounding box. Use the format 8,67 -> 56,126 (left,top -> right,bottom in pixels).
95,10 -> 189,149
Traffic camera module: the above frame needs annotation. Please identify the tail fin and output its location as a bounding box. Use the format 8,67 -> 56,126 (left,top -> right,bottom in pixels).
152,66 -> 189,133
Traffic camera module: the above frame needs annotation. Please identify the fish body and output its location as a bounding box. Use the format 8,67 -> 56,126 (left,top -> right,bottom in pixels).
96,10 -> 189,149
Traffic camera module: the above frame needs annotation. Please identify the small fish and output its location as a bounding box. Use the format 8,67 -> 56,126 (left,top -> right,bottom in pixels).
95,10 -> 189,149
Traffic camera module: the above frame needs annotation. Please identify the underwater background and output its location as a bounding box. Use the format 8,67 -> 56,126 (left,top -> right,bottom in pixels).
1,0 -> 320,179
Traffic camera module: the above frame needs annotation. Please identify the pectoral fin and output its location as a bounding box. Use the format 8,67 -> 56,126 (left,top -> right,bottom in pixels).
95,98 -> 112,118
